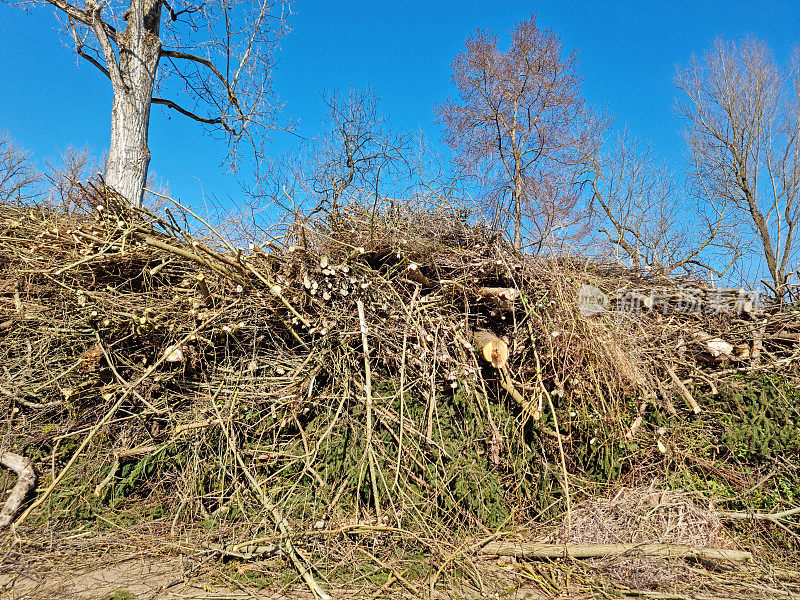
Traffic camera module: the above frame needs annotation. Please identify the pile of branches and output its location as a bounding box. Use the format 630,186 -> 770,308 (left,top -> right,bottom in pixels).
1,184 -> 799,594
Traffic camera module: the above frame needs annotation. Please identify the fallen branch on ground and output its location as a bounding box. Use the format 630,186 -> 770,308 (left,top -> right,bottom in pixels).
718,506 -> 800,523
479,540 -> 751,562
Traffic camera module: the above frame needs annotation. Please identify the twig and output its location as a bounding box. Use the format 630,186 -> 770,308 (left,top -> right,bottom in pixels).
535,349 -> 572,537
13,326 -> 209,529
174,419 -> 222,435
355,546 -> 421,597
666,363 -> 701,414
394,329 -> 408,489
357,299 -> 381,518
209,388 -> 332,600
94,333 -> 165,414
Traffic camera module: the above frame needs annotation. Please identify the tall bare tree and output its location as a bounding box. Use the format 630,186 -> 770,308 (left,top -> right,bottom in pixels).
12,0 -> 290,207
437,14 -> 602,250
43,145 -> 101,212
590,129 -> 738,275
677,38 -> 800,299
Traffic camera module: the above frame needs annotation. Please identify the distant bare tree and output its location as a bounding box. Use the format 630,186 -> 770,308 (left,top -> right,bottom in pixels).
590,129 -> 738,275
262,87 -> 411,225
677,37 -> 800,299
305,87 -> 409,219
0,132 -> 41,204
43,145 -> 97,212
437,14 -> 603,250
11,0 -> 291,207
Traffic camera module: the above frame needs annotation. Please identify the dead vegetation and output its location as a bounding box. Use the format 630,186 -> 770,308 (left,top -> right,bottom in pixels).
1,184 -> 800,598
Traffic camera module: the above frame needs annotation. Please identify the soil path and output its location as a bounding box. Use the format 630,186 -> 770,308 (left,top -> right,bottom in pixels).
0,555 -> 308,600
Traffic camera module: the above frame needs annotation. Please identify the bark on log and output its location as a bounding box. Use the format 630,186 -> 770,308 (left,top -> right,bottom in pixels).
480,540 -> 751,562
0,451 -> 37,529
407,263 -> 433,287
473,330 -> 509,369
478,287 -> 520,310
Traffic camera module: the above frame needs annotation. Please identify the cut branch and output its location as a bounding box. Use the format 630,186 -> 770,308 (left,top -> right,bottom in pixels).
666,363 -> 701,414
480,540 -> 752,562
0,451 -> 37,529
473,329 -> 509,369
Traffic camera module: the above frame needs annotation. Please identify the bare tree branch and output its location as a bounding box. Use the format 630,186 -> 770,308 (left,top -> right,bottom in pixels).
152,97 -> 231,128
0,132 -> 42,204
69,17 -> 111,79
161,49 -> 242,111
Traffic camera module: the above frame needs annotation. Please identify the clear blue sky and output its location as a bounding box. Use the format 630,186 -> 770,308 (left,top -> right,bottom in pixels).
0,0 -> 798,213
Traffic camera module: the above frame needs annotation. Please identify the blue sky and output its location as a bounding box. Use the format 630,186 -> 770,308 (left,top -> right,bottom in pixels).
1,0 -> 798,214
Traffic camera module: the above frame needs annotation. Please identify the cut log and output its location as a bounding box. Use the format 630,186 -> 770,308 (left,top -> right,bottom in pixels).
732,344 -> 750,361
0,451 -> 37,529
691,331 -> 733,357
479,540 -> 751,562
406,263 -> 433,287
617,290 -> 654,311
473,330 -> 509,369
478,287 -> 520,310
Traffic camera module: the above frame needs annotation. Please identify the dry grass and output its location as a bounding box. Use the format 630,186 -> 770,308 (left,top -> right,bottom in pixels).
545,485 -> 734,589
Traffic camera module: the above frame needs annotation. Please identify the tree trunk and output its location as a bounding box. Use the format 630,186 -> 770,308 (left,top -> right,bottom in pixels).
105,0 -> 162,208
106,93 -> 154,208
738,168 -> 786,300
512,169 -> 523,251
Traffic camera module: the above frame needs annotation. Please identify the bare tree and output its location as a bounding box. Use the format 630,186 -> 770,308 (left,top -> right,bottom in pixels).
268,87 -> 410,223
590,129 -> 738,275
437,14 -> 603,250
43,145 -> 98,212
677,38 -> 800,299
307,87 -> 409,219
0,132 -> 42,204
11,0 -> 291,207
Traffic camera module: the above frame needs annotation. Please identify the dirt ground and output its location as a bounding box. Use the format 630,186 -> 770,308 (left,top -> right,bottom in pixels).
0,550 -> 570,600
0,554 -> 308,600
2,533 -> 799,600
3,552 -> 800,600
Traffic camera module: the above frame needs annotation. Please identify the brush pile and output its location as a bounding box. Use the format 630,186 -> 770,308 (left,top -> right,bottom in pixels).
1,184 -> 800,595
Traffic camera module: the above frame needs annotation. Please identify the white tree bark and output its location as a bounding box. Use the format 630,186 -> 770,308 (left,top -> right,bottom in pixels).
106,93 -> 155,209
102,0 -> 162,208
